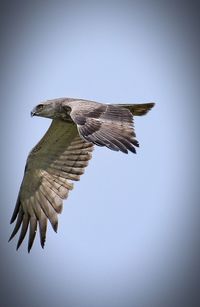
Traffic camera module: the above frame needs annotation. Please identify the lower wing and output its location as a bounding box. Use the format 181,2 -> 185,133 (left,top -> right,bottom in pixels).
9,119 -> 94,252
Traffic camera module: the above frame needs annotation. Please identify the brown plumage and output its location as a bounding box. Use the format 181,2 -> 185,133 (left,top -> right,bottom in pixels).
9,98 -> 155,252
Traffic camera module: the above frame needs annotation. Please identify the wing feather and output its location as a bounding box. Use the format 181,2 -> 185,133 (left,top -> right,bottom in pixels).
9,209 -> 24,242
16,213 -> 30,250
10,119 -> 93,251
113,103 -> 155,116
70,104 -> 139,154
42,174 -> 68,199
36,190 -> 58,232
28,216 -> 37,252
40,182 -> 63,213
38,210 -> 48,248
10,195 -> 21,224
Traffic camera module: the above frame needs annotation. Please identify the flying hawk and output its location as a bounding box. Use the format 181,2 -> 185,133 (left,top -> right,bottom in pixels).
9,98 -> 155,252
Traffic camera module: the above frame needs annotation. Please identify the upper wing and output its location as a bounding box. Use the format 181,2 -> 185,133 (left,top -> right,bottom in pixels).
69,103 -> 139,154
9,119 -> 93,251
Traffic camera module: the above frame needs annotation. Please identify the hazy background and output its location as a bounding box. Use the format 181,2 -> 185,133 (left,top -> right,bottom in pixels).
0,1 -> 200,306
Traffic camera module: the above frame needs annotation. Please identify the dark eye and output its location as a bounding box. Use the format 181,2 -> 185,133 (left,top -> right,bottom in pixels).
37,104 -> 44,111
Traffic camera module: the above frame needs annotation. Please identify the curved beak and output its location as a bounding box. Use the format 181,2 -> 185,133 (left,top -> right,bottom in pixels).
31,107 -> 36,117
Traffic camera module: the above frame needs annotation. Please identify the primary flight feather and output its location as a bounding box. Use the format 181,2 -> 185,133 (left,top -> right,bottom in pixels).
9,98 -> 155,252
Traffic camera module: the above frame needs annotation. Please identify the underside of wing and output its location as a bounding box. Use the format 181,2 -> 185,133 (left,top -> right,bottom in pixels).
70,104 -> 139,154
9,120 -> 93,251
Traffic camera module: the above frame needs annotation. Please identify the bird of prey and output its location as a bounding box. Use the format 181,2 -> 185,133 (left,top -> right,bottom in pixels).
9,98 -> 155,252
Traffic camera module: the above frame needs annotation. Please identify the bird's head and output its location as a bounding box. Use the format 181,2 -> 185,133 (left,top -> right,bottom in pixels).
31,98 -> 69,120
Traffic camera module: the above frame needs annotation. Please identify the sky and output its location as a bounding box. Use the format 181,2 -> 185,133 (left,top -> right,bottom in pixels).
0,1 -> 200,307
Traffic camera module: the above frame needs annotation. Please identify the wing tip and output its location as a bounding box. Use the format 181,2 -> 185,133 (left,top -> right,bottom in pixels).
142,102 -> 155,114
28,242 -> 34,253
8,234 -> 14,243
52,221 -> 58,233
124,102 -> 155,116
41,241 -> 45,249
10,217 -> 15,224
10,195 -> 21,224
16,240 -> 22,251
148,102 -> 155,108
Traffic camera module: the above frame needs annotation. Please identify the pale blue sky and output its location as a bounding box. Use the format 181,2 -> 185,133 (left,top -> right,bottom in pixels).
0,1 -> 199,307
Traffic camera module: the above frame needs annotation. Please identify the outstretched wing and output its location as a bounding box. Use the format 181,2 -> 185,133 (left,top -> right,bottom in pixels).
9,119 -> 93,251
69,103 -> 139,154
